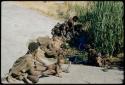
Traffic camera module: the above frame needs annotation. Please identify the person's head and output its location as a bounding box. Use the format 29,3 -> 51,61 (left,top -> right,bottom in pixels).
52,36 -> 58,41
89,49 -> 97,55
52,36 -> 62,42
28,42 -> 40,53
72,16 -> 78,22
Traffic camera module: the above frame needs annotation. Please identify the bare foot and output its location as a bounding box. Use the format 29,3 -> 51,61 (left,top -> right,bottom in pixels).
55,74 -> 62,78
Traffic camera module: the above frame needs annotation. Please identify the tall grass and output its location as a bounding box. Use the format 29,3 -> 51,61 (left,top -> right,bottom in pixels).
74,1 -> 124,56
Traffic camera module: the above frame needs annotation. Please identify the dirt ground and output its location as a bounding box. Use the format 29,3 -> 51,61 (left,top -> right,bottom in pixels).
1,2 -> 124,84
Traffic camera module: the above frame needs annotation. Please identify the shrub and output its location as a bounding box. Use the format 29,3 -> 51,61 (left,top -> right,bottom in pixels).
76,1 -> 124,55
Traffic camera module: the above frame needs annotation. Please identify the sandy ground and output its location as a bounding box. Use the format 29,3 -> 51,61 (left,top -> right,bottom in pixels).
1,1 -> 58,78
1,2 -> 124,84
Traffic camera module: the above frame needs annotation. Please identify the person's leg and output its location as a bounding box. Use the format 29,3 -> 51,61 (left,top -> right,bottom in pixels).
42,69 -> 56,76
27,75 -> 39,83
42,64 -> 56,76
55,65 -> 62,78
21,73 -> 32,84
6,75 -> 17,83
29,67 -> 44,76
27,67 -> 43,83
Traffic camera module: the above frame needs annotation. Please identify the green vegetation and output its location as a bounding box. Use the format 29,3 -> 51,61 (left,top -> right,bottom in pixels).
50,1 -> 124,65
61,1 -> 124,64
73,1 -> 124,56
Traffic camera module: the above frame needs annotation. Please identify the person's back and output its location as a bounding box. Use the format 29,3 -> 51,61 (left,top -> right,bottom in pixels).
10,54 -> 33,75
6,53 -> 36,83
6,42 -> 47,83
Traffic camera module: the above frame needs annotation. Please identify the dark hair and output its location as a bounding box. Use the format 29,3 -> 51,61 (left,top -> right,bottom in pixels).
72,16 -> 78,22
28,42 -> 39,53
74,24 -> 83,29
101,51 -> 109,56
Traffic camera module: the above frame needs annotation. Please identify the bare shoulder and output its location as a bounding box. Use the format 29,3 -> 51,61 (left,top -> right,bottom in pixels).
12,54 -> 32,68
21,54 -> 33,62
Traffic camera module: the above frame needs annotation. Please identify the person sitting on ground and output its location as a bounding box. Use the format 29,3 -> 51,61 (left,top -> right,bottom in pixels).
43,36 -> 64,58
6,42 -> 53,83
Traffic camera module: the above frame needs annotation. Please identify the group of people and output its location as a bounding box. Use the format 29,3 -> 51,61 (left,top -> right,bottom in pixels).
6,16 -> 111,84
51,16 -> 89,50
84,44 -> 111,68
51,16 -> 111,68
6,15 -> 85,83
6,36 -> 71,83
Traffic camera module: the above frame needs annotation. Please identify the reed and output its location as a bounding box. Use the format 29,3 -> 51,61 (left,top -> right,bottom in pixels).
75,1 -> 124,55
